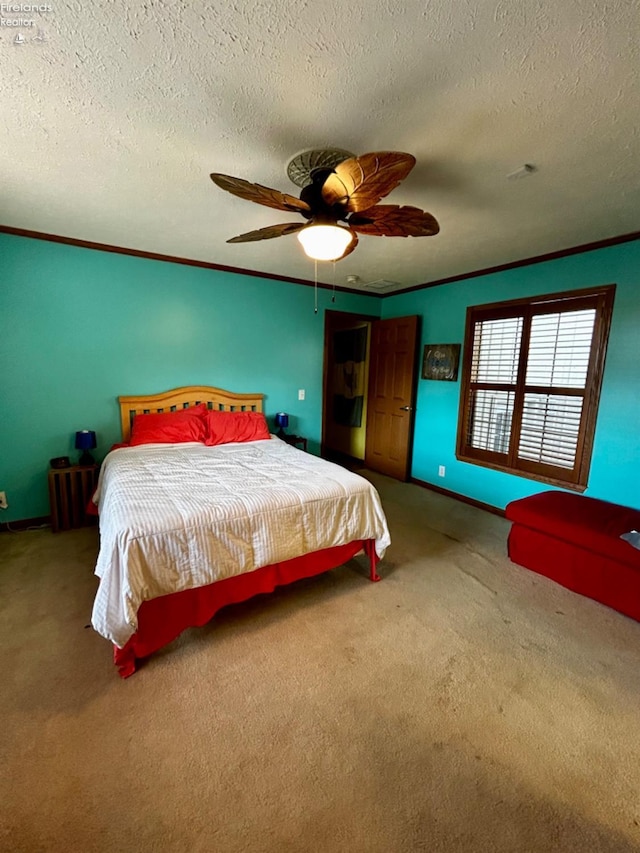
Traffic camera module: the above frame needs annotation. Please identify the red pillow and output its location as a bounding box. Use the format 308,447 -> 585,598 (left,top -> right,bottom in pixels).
204,410 -> 270,446
129,404 -> 207,446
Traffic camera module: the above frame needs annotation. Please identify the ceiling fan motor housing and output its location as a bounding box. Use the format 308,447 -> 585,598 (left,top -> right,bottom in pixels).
299,169 -> 349,222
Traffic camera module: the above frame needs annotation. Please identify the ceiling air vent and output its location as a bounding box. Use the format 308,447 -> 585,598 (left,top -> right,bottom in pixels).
363,279 -> 401,293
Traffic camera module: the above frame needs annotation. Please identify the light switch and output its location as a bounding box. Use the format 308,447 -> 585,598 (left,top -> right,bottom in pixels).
298,389 -> 305,401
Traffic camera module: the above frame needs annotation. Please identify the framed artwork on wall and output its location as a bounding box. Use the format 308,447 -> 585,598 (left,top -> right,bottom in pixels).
422,343 -> 461,381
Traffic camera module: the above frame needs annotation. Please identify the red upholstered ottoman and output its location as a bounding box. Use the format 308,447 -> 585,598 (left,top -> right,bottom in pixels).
505,491 -> 640,622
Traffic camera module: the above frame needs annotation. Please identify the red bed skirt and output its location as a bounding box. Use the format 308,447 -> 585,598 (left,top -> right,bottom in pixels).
113,539 -> 380,678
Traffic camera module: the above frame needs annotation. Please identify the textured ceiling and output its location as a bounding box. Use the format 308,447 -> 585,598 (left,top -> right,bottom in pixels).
2,0 -> 639,293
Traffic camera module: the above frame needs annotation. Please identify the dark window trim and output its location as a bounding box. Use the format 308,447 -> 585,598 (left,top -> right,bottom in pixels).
455,283 -> 616,491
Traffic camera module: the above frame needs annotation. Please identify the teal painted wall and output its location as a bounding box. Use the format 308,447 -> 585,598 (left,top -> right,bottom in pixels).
3,231 -> 638,522
383,240 -> 640,510
0,233 -> 380,522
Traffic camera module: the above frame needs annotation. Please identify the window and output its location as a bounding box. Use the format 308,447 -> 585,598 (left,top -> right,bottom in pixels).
456,284 -> 615,489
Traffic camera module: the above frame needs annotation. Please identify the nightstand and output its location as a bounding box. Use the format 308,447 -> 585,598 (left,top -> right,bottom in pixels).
48,465 -> 99,533
282,434 -> 308,452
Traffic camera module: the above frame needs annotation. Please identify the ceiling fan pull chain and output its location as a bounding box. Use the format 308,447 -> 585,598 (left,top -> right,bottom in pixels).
331,261 -> 336,303
314,259 -> 318,314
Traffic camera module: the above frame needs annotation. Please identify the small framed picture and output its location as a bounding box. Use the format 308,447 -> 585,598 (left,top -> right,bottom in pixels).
422,344 -> 461,381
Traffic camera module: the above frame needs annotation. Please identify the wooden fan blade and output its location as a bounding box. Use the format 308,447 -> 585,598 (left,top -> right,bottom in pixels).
321,152 -> 416,213
333,230 -> 359,261
348,205 -> 440,237
210,173 -> 310,214
226,222 -> 306,243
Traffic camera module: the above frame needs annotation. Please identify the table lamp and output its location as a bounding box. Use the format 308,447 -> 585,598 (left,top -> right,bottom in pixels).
75,430 -> 97,465
274,412 -> 289,438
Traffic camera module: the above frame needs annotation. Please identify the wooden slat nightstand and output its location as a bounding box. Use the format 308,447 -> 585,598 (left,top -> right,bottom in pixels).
48,465 -> 99,533
282,435 -> 308,452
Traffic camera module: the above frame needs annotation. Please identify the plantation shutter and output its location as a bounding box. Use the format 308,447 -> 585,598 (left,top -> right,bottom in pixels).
517,309 -> 595,470
457,286 -> 614,489
467,316 -> 522,455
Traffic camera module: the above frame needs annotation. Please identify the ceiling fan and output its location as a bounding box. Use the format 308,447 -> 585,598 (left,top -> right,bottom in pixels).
210,148 -> 439,262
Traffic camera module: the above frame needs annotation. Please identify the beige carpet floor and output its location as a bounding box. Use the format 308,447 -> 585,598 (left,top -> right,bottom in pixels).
1,473 -> 640,853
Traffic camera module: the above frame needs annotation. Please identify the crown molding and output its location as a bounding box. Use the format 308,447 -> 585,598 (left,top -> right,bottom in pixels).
0,224 -> 380,298
401,230 -> 640,296
2,223 -> 638,299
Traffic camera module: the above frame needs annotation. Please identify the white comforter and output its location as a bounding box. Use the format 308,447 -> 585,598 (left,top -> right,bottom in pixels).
91,437 -> 391,647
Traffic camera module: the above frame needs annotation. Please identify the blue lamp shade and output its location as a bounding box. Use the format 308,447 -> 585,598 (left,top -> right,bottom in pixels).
274,412 -> 289,437
75,430 -> 97,465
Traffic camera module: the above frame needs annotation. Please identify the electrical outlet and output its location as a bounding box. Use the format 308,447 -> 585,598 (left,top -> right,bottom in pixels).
298,389 -> 305,401
0,491 -> 8,510
438,466 -> 446,478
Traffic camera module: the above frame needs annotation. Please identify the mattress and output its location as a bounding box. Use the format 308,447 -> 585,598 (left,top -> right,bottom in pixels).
91,437 -> 391,646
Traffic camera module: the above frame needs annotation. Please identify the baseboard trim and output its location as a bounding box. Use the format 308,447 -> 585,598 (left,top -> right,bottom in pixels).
0,515 -> 51,532
410,478 -> 506,518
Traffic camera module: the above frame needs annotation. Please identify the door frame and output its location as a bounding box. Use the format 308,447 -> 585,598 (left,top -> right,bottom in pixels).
321,309 -> 378,463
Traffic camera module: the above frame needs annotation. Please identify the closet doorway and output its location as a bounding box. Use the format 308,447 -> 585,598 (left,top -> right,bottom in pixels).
321,310 -> 375,468
322,311 -> 419,480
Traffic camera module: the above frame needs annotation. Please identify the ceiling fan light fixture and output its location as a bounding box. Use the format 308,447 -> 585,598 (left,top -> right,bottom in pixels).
297,223 -> 353,261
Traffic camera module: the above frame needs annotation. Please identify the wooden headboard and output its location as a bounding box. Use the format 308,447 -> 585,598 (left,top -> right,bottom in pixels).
118,385 -> 264,442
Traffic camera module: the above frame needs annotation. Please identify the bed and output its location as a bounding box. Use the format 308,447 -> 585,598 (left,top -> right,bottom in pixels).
91,386 -> 391,677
